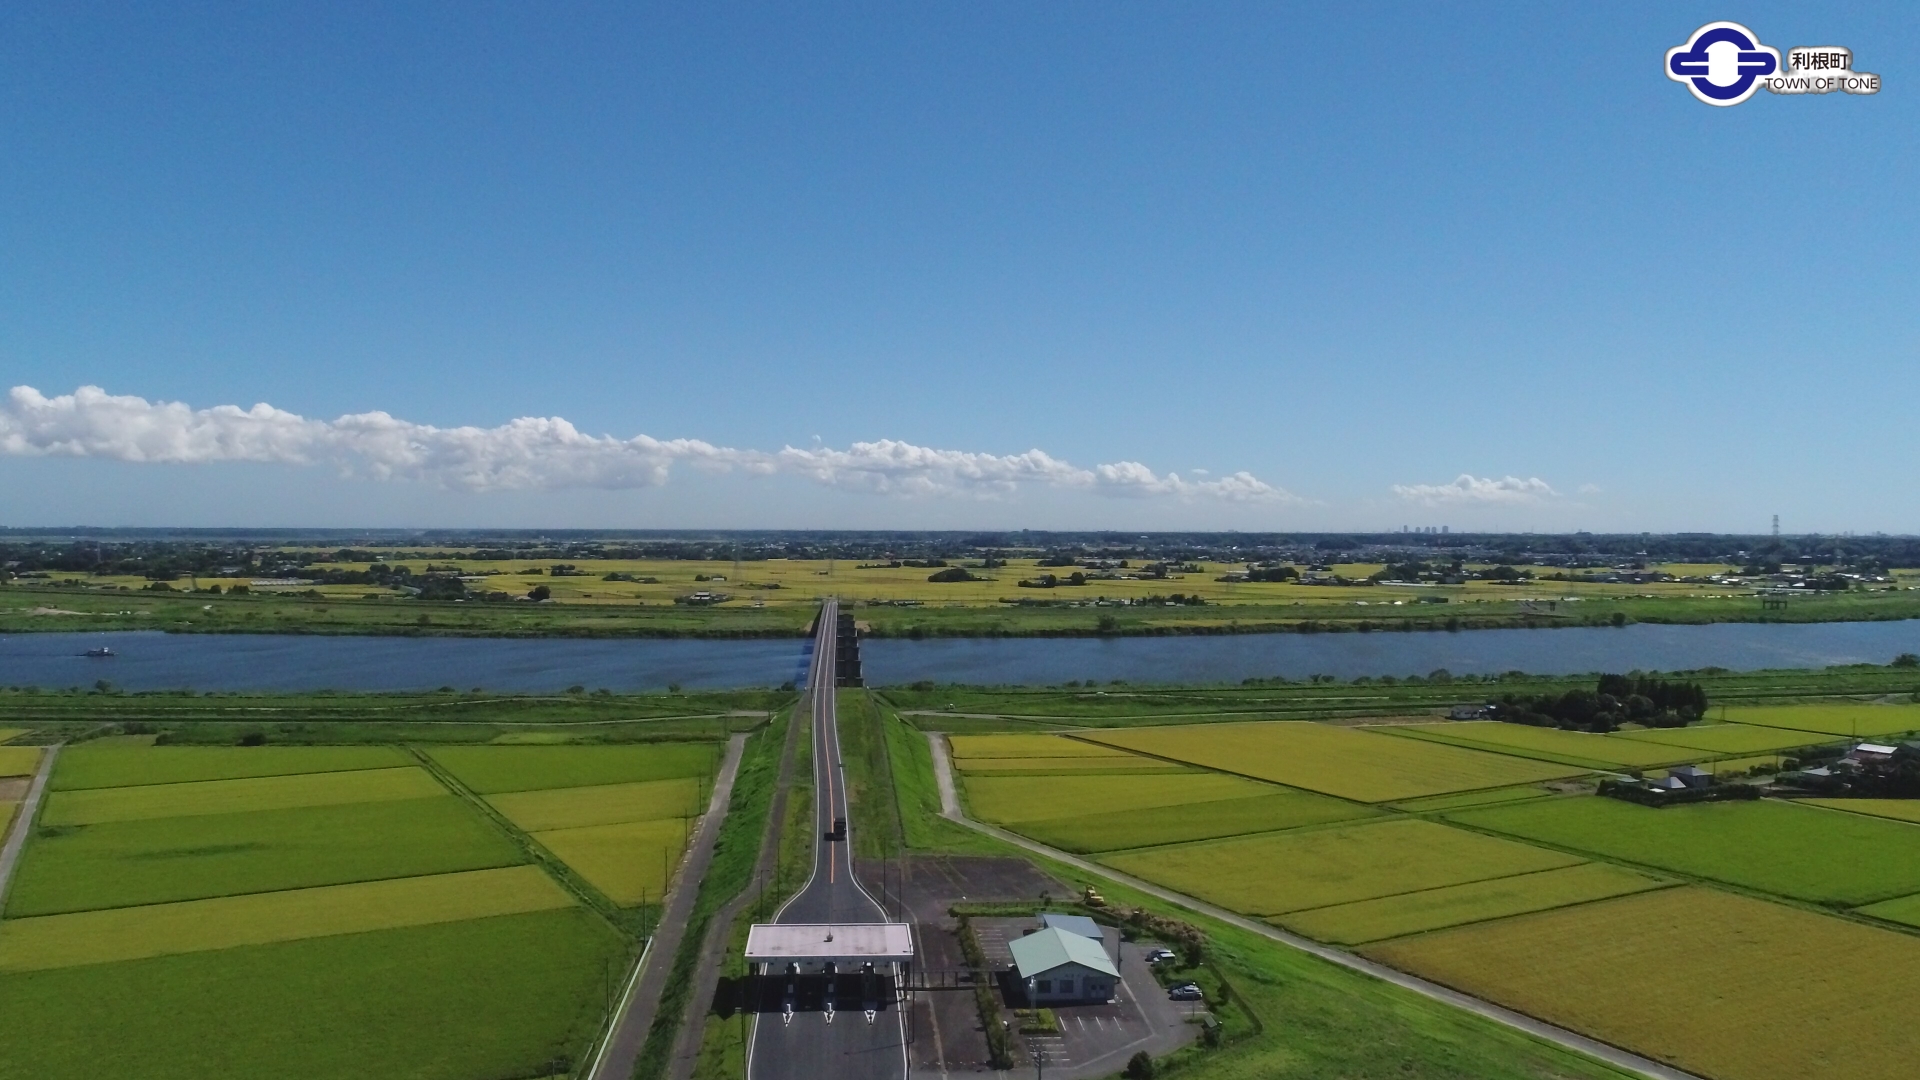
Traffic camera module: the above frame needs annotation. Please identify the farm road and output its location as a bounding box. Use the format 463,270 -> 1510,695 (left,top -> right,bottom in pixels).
589,731 -> 749,1080
924,733 -> 1705,1080
0,744 -> 60,907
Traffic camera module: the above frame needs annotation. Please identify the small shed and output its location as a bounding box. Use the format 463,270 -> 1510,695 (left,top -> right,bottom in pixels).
1040,913 -> 1105,944
1008,927 -> 1119,1005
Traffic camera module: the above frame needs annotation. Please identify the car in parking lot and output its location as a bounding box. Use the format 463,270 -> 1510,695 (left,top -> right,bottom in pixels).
1144,947 -> 1177,964
1168,983 -> 1204,1001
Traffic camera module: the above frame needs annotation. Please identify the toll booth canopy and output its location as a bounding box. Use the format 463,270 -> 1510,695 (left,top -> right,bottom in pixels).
745,923 -> 914,974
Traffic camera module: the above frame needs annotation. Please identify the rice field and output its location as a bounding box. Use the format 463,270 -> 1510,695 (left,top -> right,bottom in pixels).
489,776 -> 704,833
0,746 -> 43,777
0,742 -> 668,1080
0,729 -> 25,745
39,766 -> 446,826
1856,891 -> 1920,928
1368,887 -> 1920,1080
1101,818 -> 1582,916
962,770 -> 1271,824
531,818 -> 690,904
0,866 -> 573,972
1386,723 -> 1691,769
1388,785 -> 1559,813
430,743 -> 717,794
956,755 -> 1187,774
0,908 -> 626,1080
1016,790 -> 1377,854
1279,862 -> 1669,945
1801,798 -> 1920,825
1082,722 -> 1584,802
1610,723 -> 1834,755
50,745 -> 411,790
947,734 -> 1137,759
1450,796 -> 1920,906
1722,703 -> 1920,739
5,796 -> 525,917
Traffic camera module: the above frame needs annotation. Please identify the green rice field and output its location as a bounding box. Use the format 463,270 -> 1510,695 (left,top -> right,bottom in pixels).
431,743 -> 717,793
1610,723 -> 1835,755
0,747 -> 43,777
1279,862 -> 1669,945
962,769 -> 1270,824
0,866 -> 573,972
49,745 -> 411,790
489,776 -> 704,832
0,729 -> 25,745
1368,887 -> 1920,1080
0,738 -> 732,1080
1387,723 -> 1691,769
39,766 -> 446,825
6,796 -> 524,917
1856,890 -> 1920,928
1722,703 -> 1920,738
1016,790 -> 1376,854
1450,797 -> 1920,906
1388,785 -> 1560,813
1801,798 -> 1920,825
531,817 -> 690,904
947,734 -> 1137,759
956,755 -> 1188,774
0,908 -> 625,1080
1101,818 -> 1581,916
1081,722 -> 1585,802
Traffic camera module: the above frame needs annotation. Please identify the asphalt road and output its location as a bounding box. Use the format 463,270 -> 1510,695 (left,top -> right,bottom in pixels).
925,732 -> 1707,1080
748,600 -> 908,1080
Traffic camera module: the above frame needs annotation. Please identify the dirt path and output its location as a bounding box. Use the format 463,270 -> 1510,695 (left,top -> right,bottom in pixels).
0,744 -> 61,907
588,732 -> 749,1080
924,732 -> 1703,1080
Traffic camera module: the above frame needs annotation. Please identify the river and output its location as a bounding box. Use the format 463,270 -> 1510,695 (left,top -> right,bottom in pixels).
4,620 -> 1919,692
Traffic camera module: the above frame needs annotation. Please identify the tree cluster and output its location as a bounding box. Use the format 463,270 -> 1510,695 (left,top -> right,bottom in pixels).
1492,674 -> 1707,732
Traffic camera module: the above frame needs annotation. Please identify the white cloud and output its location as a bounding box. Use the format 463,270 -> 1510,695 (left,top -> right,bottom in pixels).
0,385 -> 1295,504
1391,474 -> 1558,506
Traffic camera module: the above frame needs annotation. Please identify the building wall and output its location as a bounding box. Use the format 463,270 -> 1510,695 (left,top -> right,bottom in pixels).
1027,962 -> 1116,1003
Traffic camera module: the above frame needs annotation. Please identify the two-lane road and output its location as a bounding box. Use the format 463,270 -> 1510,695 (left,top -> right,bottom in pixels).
747,600 -> 907,1080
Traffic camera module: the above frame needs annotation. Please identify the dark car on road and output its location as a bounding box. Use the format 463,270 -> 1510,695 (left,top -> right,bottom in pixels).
1168,983 -> 1204,1001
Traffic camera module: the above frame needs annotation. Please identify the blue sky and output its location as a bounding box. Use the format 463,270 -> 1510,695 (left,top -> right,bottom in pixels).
1,2 -> 1912,531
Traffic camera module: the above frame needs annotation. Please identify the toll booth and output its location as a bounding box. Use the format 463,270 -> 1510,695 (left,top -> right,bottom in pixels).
742,923 -> 913,1017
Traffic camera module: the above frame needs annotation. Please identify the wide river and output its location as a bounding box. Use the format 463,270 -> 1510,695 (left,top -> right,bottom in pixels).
3,620 -> 1919,692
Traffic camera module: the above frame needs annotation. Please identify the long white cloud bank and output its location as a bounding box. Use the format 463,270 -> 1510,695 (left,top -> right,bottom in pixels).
0,385 -> 1291,502
1391,474 -> 1558,506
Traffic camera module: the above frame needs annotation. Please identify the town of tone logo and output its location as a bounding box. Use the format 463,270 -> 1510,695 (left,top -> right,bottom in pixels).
1665,22 -> 1880,106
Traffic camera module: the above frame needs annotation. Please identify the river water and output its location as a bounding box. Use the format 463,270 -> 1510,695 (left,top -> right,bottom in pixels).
3,620 -> 1918,692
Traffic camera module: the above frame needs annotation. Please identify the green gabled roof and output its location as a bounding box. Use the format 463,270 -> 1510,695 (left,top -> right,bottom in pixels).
1008,927 -> 1119,979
